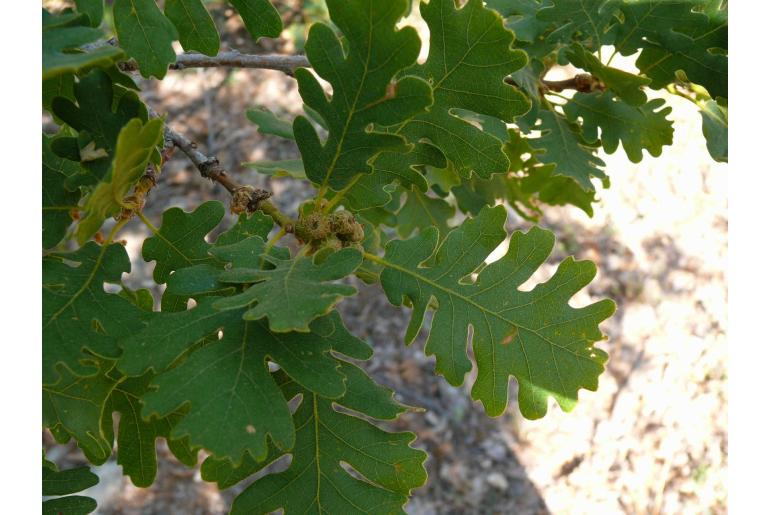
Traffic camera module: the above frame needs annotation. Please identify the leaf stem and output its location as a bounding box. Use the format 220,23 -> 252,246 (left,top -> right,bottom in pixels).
362,251 -> 386,265
665,84 -> 707,110
264,227 -> 286,255
136,210 -> 160,234
259,227 -> 287,268
323,175 -> 363,214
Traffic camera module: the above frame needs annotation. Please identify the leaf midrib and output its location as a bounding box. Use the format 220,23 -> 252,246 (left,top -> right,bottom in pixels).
45,244 -> 112,327
318,3 -> 374,194
365,252 -> 602,361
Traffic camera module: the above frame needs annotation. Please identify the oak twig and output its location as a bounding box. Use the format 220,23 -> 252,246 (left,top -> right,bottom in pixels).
119,51 -> 310,76
148,109 -> 304,236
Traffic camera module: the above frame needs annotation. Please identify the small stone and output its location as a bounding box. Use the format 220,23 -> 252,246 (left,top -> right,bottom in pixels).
486,472 -> 509,491
483,440 -> 507,461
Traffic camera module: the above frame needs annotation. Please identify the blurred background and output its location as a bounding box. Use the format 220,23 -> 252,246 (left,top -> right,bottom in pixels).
43,1 -> 727,513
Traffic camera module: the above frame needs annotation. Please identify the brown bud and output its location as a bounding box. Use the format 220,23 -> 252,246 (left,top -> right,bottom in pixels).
332,211 -> 364,242
230,186 -> 256,214
300,212 -> 332,241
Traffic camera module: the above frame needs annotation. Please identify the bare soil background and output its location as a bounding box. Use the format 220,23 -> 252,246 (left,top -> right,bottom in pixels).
44,5 -> 727,514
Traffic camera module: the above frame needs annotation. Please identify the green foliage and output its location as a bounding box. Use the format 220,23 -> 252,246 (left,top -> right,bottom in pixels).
77,118 -> 164,243
228,0 -> 283,42
43,132 -> 81,249
700,99 -> 728,162
376,205 -> 615,417
528,108 -> 607,191
113,0 -> 179,79
212,241 -> 363,332
164,0 -> 220,56
504,129 -> 598,218
613,0 -> 727,99
566,44 -> 650,106
42,9 -> 124,80
398,0 -> 530,180
43,360 -> 118,463
396,187 -> 454,239
119,300 -> 371,463
229,371 -> 426,514
74,0 -> 103,27
142,201 -> 227,284
635,29 -> 727,99
41,0 -> 727,512
563,92 -> 674,162
537,0 -> 615,48
344,143 -> 445,212
51,69 -> 147,188
42,461 -> 99,515
107,372 -> 199,486
293,0 -> 432,192
42,243 -> 146,385
246,106 -> 295,140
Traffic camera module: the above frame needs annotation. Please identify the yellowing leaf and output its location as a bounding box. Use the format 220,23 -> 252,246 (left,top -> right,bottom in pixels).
79,141 -> 109,162
77,118 -> 164,244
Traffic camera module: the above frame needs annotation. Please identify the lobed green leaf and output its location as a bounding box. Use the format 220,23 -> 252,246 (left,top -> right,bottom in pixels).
527,109 -> 607,192
43,242 -> 147,385
376,205 -> 615,418
294,0 -> 432,192
75,0 -> 104,27
700,99 -> 727,162
42,10 -> 124,80
213,238 -> 363,332
165,0 -> 220,56
118,296 -> 370,463
51,69 -> 147,189
398,0 -> 530,180
43,133 -> 81,249
228,0 -> 282,42
107,373 -> 199,486
563,91 -> 674,162
113,0 -> 178,79
228,369 -> 425,515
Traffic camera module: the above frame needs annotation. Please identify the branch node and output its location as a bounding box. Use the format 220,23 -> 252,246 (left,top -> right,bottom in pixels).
199,157 -> 224,179
231,185 -> 272,215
